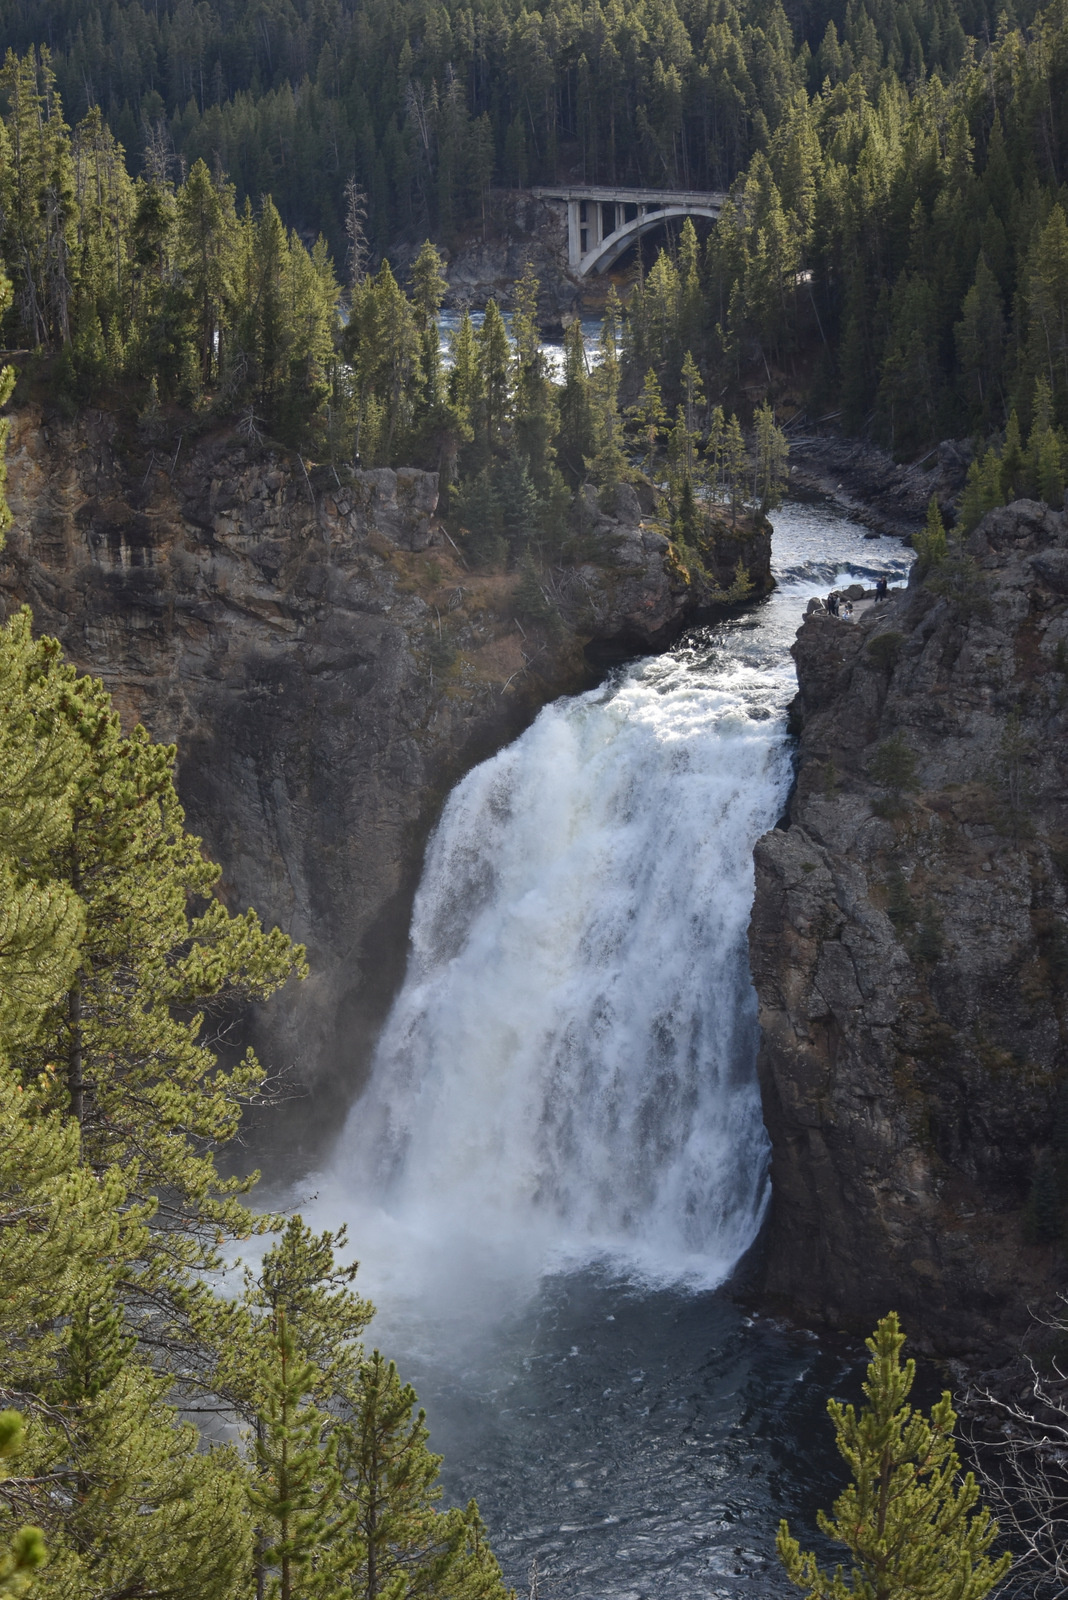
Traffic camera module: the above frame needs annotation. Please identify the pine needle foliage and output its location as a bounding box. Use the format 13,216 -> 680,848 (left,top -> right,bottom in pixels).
0,1413 -> 45,1598
249,1310 -> 351,1600
0,627 -> 307,1294
0,1055 -> 252,1600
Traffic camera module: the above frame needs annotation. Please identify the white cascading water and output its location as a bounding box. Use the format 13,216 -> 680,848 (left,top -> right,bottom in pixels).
324,633 -> 802,1318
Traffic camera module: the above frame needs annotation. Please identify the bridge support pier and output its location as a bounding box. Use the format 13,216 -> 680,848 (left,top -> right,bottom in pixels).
565,197 -> 663,268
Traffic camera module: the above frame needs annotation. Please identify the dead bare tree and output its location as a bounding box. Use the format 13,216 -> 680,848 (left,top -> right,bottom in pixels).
343,175 -> 369,290
964,1299 -> 1068,1596
141,116 -> 180,186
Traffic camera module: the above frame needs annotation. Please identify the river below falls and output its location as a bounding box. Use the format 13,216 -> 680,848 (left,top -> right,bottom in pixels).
293,498 -> 915,1598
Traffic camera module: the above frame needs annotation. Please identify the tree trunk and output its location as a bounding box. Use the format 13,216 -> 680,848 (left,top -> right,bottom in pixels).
68,977 -> 84,1125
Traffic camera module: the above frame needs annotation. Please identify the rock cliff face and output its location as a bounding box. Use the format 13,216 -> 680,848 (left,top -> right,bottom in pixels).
439,192 -> 580,319
749,501 -> 1068,1357
788,433 -> 974,537
0,401 -> 769,1171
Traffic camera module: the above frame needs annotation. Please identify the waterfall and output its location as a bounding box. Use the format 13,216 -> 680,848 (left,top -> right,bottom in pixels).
327,638 -> 797,1309
301,510 -> 914,1598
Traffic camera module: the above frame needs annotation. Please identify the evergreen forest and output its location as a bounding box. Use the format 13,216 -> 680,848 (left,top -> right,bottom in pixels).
0,0 -> 1065,520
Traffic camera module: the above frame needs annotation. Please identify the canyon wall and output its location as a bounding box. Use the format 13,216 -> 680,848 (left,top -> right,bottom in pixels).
750,500 -> 1068,1357
0,401 -> 767,1172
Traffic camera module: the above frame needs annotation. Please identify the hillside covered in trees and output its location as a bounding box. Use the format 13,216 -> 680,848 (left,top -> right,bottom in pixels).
0,0 -> 1065,495
2,0 -> 1068,1592
0,0 -> 1050,255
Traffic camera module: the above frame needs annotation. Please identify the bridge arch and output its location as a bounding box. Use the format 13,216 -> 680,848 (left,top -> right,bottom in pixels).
531,185 -> 727,278
582,205 -> 721,276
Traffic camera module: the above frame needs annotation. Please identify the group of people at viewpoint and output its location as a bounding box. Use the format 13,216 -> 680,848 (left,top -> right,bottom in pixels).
826,574 -> 890,619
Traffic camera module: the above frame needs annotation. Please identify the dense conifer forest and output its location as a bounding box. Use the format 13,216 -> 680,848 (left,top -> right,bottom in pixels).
0,0 -> 1065,505
0,0 -> 1048,252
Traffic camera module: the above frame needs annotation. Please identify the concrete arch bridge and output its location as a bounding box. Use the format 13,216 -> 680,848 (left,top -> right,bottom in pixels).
531,185 -> 727,277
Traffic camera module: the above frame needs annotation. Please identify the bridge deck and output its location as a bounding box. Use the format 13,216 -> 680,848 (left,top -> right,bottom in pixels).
532,184 -> 724,207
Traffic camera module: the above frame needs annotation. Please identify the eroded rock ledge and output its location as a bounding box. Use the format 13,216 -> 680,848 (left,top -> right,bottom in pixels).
0,402 -> 768,1170
750,501 -> 1068,1357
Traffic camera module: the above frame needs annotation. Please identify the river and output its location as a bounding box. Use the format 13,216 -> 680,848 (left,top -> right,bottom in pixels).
438,309 -> 605,377
299,499 -> 914,1598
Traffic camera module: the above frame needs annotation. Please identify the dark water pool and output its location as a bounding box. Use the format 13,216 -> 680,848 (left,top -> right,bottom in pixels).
398,1269 -> 863,1599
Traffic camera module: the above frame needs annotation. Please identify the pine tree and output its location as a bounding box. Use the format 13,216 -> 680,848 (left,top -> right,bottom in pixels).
237,196 -> 289,413
454,468 -> 506,568
627,369 -> 668,479
585,287 -> 629,508
346,260 -> 422,464
704,406 -> 727,505
447,309 -> 483,467
1026,377 -> 1066,509
476,300 -> 512,459
1024,204 -> 1068,422
723,413 -> 747,528
175,158 -> 236,388
410,240 -> 449,420
913,497 -> 947,574
998,412 -> 1026,502
511,264 -> 558,492
249,1312 -> 350,1600
958,450 -> 1003,533
631,252 -> 680,391
5,649 -> 306,1295
752,400 -> 789,512
677,219 -> 705,359
778,1313 -> 1011,1600
0,1414 -> 44,1598
220,1217 -> 374,1412
556,320 -> 595,485
955,256 -> 1005,430
679,352 -> 704,457
497,456 -> 541,554
510,261 -> 541,375
338,1351 -> 507,1600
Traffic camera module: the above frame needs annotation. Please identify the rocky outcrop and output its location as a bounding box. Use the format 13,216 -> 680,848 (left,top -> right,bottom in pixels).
434,192 -> 581,319
563,482 -> 774,657
0,401 -> 757,1171
749,500 -> 1068,1357
788,433 -> 974,538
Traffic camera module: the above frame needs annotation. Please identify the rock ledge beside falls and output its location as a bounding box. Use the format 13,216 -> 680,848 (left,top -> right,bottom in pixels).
749,500 -> 1068,1357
